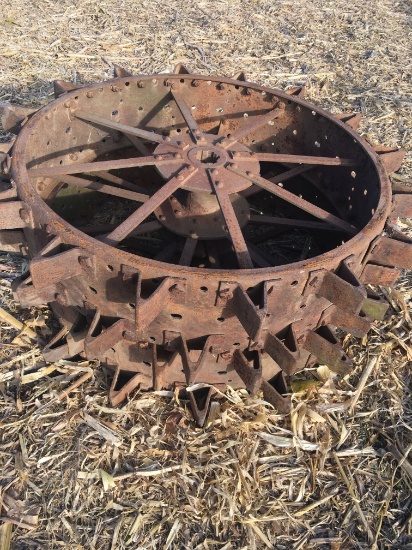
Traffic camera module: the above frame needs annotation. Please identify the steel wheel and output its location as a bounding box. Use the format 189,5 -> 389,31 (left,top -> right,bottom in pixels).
1,65 -> 411,425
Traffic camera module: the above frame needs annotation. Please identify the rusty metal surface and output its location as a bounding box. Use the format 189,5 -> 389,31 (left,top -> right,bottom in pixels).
0,230 -> 26,253
0,66 -> 410,425
0,103 -> 37,134
389,195 -> 412,221
367,236 -> 412,270
303,326 -> 353,376
372,145 -> 406,174
361,264 -> 402,287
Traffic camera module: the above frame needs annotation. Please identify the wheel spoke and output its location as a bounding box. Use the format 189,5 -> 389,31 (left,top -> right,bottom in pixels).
205,242 -> 221,268
227,165 -> 357,235
130,220 -> 163,236
125,240 -> 160,255
246,240 -> 284,267
217,107 -> 282,149
215,119 -> 228,136
29,154 -> 181,179
179,238 -> 198,266
241,165 -> 314,197
236,152 -> 358,166
246,243 -> 272,267
171,89 -> 200,143
93,171 -> 149,194
240,185 -> 261,198
79,223 -> 117,235
125,134 -> 152,156
267,164 -> 315,183
153,241 -> 178,262
75,111 -> 182,149
58,175 -> 149,202
249,214 -> 342,231
207,169 -> 253,269
248,226 -> 290,245
95,220 -> 163,241
103,167 -> 198,245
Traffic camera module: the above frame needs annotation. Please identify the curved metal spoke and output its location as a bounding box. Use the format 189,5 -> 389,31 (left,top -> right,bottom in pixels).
242,165 -> 314,197
75,111 -> 182,149
218,107 -> 282,149
103,166 -> 198,246
207,169 -> 253,269
29,154 -> 181,178
227,165 -> 357,235
171,89 -> 200,144
235,152 -> 358,167
179,238 -> 198,266
58,175 -> 149,202
249,214 -> 342,232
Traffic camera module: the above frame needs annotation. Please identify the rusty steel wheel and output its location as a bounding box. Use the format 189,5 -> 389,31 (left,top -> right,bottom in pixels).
1,65 -> 411,425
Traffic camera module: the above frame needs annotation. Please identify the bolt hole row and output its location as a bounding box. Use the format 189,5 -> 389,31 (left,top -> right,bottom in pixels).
170,313 -> 225,323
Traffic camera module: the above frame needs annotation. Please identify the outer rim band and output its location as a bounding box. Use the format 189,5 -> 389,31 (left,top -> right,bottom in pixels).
12,72 -> 391,284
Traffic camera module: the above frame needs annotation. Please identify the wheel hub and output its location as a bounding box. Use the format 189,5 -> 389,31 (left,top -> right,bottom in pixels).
154,132 -> 260,193
154,191 -> 250,240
